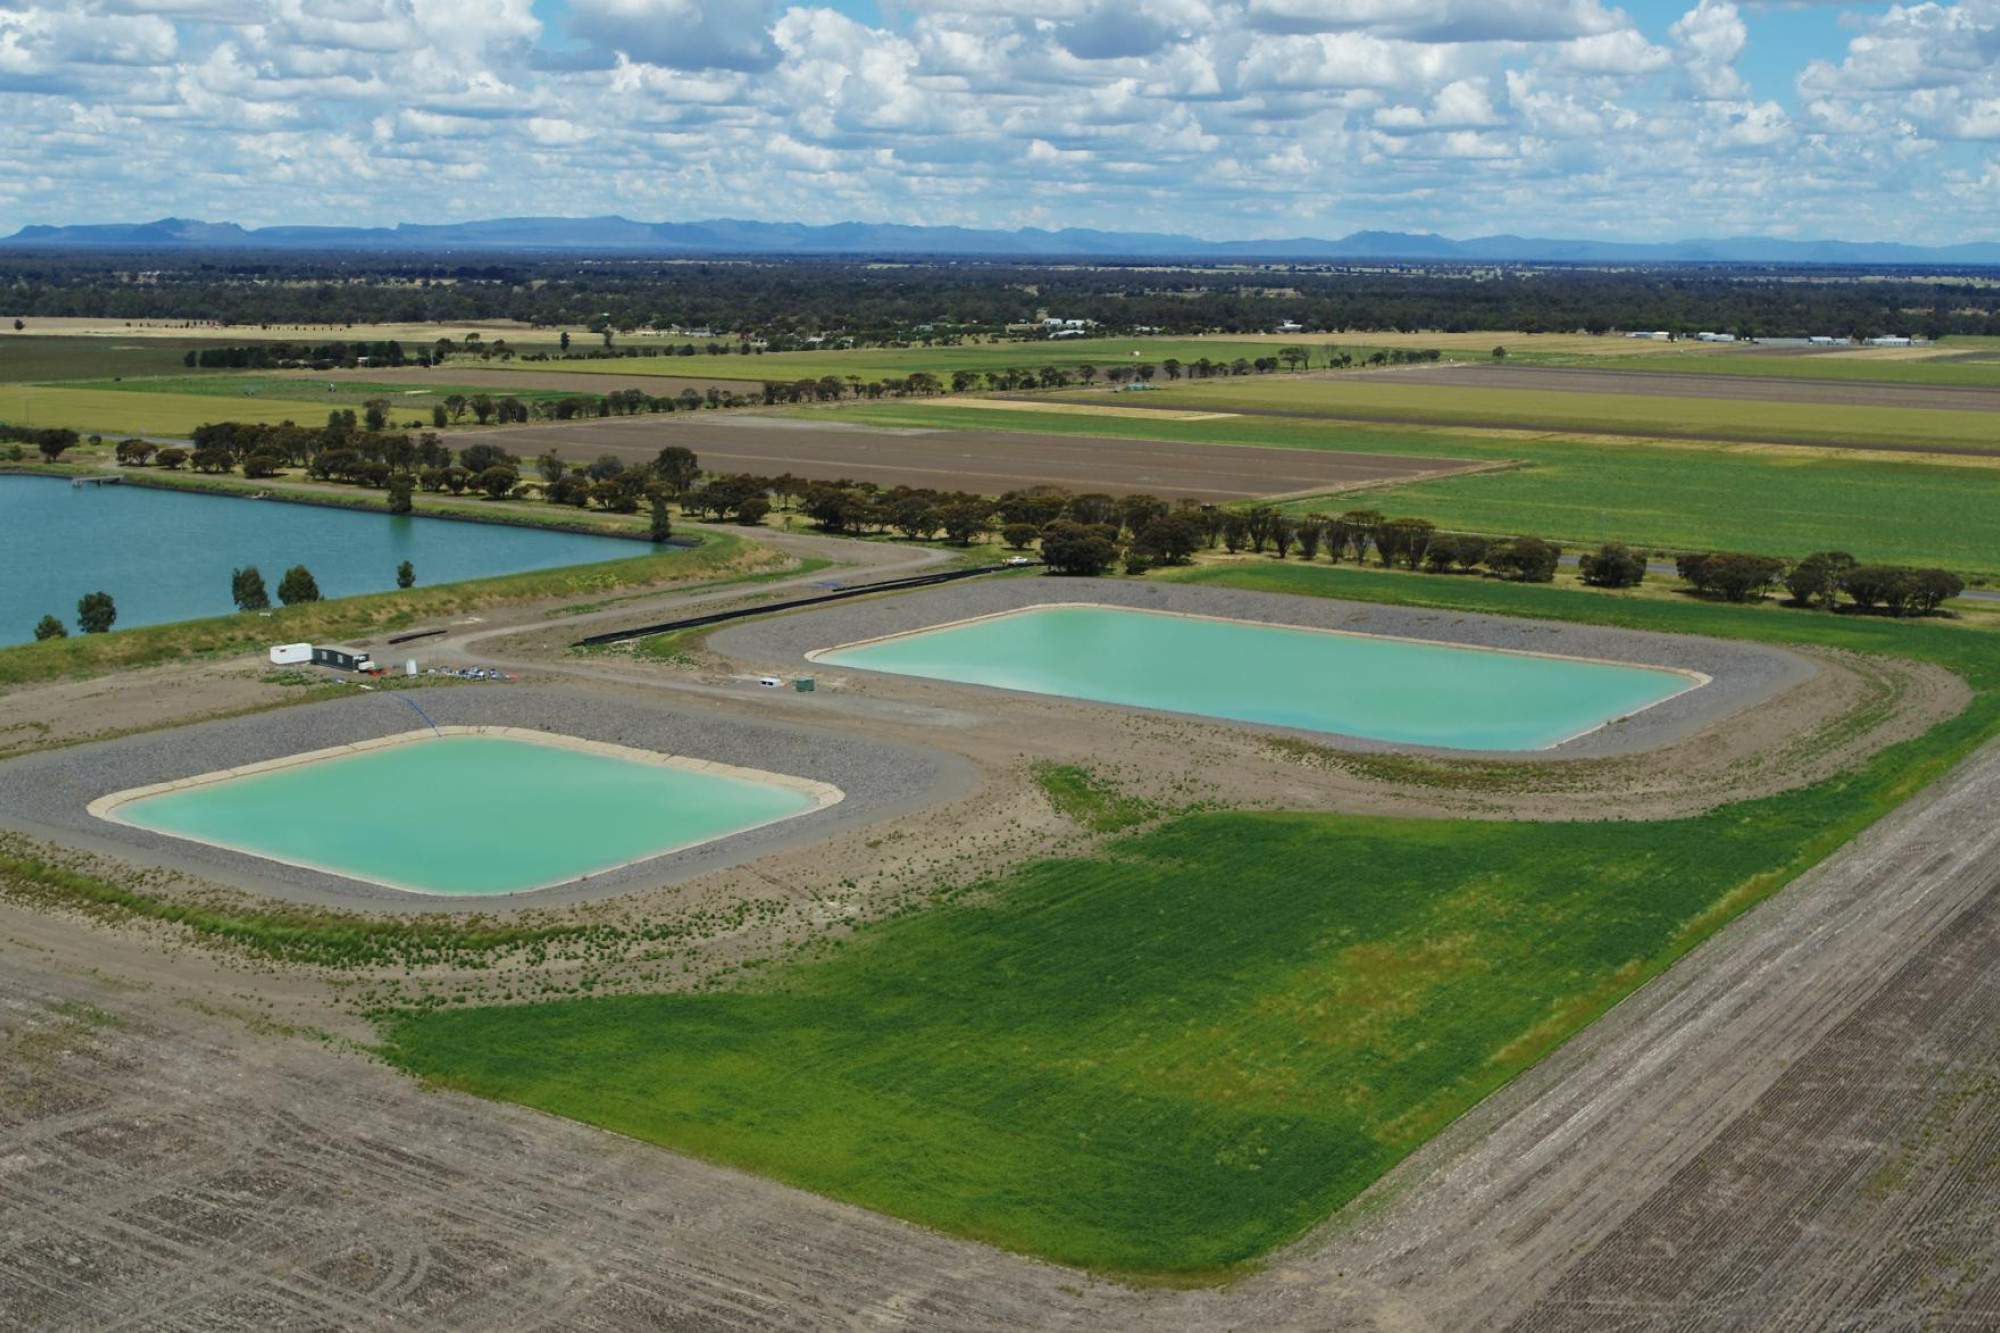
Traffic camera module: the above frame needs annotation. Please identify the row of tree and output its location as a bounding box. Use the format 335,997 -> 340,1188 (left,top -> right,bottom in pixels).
1680,550 -> 1964,615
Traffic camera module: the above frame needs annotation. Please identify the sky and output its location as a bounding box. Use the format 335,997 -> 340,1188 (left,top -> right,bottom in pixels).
1,1 -> 1997,243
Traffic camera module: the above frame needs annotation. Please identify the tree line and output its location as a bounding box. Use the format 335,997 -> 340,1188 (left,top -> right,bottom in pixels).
11,252 -> 2000,341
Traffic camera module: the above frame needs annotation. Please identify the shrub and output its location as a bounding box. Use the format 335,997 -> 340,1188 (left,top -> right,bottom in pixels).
1579,542 -> 1647,589
33,614 -> 66,641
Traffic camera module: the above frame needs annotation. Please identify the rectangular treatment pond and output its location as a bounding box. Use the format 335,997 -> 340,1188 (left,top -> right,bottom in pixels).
89,728 -> 839,896
812,604 -> 1702,751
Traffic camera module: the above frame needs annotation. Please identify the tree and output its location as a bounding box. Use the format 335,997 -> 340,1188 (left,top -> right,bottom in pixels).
736,497 -> 771,526
277,565 -> 321,605
443,394 -> 469,423
153,446 -> 188,470
397,560 -> 416,589
33,614 -> 66,641
1039,520 -> 1119,576
231,565 -> 270,611
469,394 -> 495,424
559,331 -> 571,352
241,453 -> 283,479
1784,551 -> 1855,609
939,500 -> 994,545
476,465 -> 519,500
652,445 -> 700,494
1490,537 -> 1562,583
1000,522 -> 1039,550
649,496 -> 674,543
1374,517 -> 1436,570
387,472 -> 414,514
37,429 -> 79,463
363,398 -> 390,431
432,404 -> 449,428
1135,513 -> 1203,564
76,591 -> 116,634
1492,346 -> 1508,360
1678,551 -> 1783,602
1578,542 -> 1646,588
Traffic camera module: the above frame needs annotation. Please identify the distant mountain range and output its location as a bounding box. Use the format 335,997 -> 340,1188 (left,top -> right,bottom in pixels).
6,215 -> 2000,266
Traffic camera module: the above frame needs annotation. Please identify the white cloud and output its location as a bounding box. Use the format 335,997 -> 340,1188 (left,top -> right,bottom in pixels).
0,0 -> 1991,242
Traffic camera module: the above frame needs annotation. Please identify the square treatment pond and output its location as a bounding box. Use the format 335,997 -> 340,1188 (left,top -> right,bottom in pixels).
811,603 -> 1704,751
89,728 -> 840,896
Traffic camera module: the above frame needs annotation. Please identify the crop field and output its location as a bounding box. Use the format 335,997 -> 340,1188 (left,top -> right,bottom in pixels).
1562,350 -> 2000,388
0,384 -> 339,435
1051,375 -> 2000,453
385,573 -> 2000,1278
0,335 -> 242,383
68,374 -> 581,409
1372,364 -> 2000,415
823,401 -> 2000,574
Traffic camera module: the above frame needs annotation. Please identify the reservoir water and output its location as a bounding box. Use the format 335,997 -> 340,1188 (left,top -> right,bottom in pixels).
102,734 -> 826,895
814,603 -> 1697,751
1,475 -> 649,646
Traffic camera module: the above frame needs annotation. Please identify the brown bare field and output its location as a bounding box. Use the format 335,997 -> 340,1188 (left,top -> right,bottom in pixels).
1399,362 -> 2000,412
450,413 -> 1486,500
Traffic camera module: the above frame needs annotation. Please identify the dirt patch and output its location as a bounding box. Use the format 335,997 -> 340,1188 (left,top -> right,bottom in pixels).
448,414 -> 1485,501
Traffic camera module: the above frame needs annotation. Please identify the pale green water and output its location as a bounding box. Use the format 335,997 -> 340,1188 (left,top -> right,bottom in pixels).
817,605 -> 1694,751
110,735 -> 819,895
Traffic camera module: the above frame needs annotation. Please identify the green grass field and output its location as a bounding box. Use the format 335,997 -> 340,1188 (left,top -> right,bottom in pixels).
384,572 -> 1999,1278
0,335 -> 239,384
1535,351 -> 2000,388
480,338 -> 1428,384
67,374 -> 581,408
0,385 -> 339,436
826,401 -> 2000,574
1060,376 -> 2000,452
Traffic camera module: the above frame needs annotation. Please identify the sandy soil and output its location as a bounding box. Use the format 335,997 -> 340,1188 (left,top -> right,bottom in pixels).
447,413 -> 1487,501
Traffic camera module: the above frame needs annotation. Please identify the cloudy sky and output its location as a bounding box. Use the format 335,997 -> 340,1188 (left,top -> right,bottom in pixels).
2,0 -> 1997,242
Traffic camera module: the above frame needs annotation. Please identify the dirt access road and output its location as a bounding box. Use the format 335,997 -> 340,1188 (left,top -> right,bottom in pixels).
449,411 -> 1484,501
5,703 -> 1997,1330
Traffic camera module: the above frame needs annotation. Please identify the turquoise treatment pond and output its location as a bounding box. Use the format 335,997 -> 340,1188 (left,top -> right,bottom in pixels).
813,604 -> 1699,751
96,733 -> 831,896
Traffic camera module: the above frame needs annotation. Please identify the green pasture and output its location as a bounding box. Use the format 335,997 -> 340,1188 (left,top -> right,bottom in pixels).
823,401 -> 2000,575
68,374 -> 578,409
474,338 -> 1435,384
1053,376 -> 2000,452
1531,351 -> 2000,388
0,385 -> 338,436
385,571 -> 1999,1277
0,335 -> 237,384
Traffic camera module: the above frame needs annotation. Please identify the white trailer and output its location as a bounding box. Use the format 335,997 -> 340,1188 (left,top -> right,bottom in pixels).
268,643 -> 312,666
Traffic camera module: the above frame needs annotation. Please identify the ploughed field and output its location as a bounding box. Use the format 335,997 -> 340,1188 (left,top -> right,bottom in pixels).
447,414 -> 1484,501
